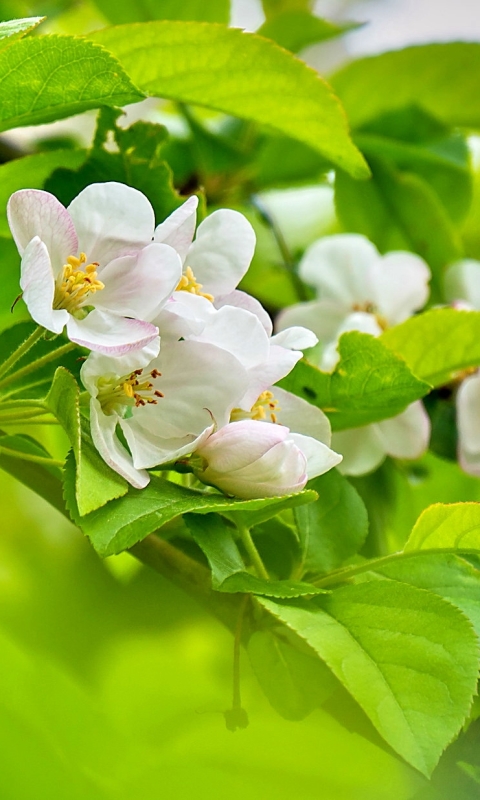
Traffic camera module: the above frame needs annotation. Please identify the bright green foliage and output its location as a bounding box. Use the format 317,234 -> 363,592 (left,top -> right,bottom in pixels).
381,309 -> 480,386
0,431 -> 65,513
258,11 -> 360,53
46,368 -> 128,516
404,502 -> 480,552
279,331 -> 430,431
94,0 -> 229,24
260,581 -> 480,775
295,470 -> 369,575
331,43 -> 480,129
91,22 -> 369,177
262,0 -> 312,17
0,15 -> 43,48
0,34 -> 143,132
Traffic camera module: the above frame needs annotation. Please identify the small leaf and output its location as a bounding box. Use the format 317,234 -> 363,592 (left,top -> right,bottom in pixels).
0,16 -> 44,49
295,469 -> 369,575
46,367 -> 128,516
260,581 -> 479,775
0,430 -> 65,514
91,21 -> 368,177
404,502 -> 480,553
382,308 -> 480,387
279,331 -> 430,431
0,34 -> 143,132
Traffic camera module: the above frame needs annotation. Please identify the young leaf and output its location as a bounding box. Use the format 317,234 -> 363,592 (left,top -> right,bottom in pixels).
278,331 -> 430,431
404,502 -> 480,553
0,35 -> 143,132
91,21 -> 368,178
295,470 -> 369,575
46,367 -> 128,516
382,309 -> 480,387
0,430 -> 65,514
185,513 -> 326,597
0,16 -> 44,49
260,581 -> 479,776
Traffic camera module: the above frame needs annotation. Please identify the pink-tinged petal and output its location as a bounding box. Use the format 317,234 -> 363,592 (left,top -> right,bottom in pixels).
376,252 -> 431,325
66,309 -> 160,356
199,420 -> 291,473
457,372 -> 480,475
275,300 -> 346,344
121,419 -> 214,470
187,209 -> 256,297
374,402 -> 430,460
94,243 -> 182,321
299,234 -> 379,305
89,398 -> 149,489
192,306 -> 270,370
20,237 -> 68,334
272,386 -> 332,445
68,182 -> 155,265
215,290 -> 273,335
8,189 -> 77,276
444,259 -> 480,310
271,326 -> 317,351
332,426 -> 386,476
154,196 -> 198,263
289,432 -> 342,478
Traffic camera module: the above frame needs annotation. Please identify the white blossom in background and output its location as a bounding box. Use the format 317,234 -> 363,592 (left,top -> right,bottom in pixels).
7,182 -> 183,356
276,233 -> 432,475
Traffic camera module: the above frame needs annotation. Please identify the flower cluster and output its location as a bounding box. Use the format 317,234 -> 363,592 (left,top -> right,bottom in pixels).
8,182 -> 341,498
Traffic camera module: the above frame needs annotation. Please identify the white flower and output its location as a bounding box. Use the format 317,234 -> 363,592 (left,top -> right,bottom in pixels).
456,372 -> 480,476
7,182 -> 183,355
81,340 -> 249,488
194,417 -> 341,500
444,259 -> 480,310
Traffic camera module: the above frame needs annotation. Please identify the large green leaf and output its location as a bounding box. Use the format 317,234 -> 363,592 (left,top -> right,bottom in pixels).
260,581 -> 479,775
185,513 -> 325,597
0,34 -> 143,132
0,16 -> 44,49
67,469 -> 317,557
331,43 -> 480,130
295,470 -> 369,575
46,368 -> 128,516
404,502 -> 480,553
279,331 -> 430,431
381,309 -> 480,386
91,21 -> 368,178
94,0 -> 229,24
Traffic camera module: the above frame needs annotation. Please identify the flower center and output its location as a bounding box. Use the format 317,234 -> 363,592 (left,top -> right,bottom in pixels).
53,253 -> 105,315
351,301 -> 388,331
97,368 -> 164,416
231,390 -> 280,424
176,266 -> 214,302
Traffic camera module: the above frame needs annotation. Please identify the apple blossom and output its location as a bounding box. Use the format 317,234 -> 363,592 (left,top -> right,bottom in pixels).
7,182 -> 183,355
81,340 -> 249,489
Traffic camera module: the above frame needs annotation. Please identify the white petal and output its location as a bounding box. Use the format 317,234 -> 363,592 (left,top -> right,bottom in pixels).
94,243 -> 182,320
241,345 -> 300,410
444,260 -> 480,310
376,252 -> 431,325
192,306 -> 270,370
68,182 -> 155,265
319,312 -> 382,372
272,386 -> 332,445
332,426 -> 386,476
457,372 -> 480,475
89,398 -> 149,489
199,420 -> 290,473
20,237 -> 68,334
154,196 -> 198,263
299,234 -> 379,304
66,309 -> 160,356
7,189 -> 77,275
187,209 -> 256,297
275,300 -> 347,344
374,401 -> 430,460
289,432 -> 342,478
271,326 -> 318,351
154,292 -> 215,340
122,420 -> 214,470
215,289 -> 273,335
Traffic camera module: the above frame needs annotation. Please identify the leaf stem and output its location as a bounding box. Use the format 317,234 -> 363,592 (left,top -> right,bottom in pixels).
236,523 -> 270,581
224,594 -> 250,731
0,325 -> 45,380
0,341 -> 77,391
0,443 -> 64,468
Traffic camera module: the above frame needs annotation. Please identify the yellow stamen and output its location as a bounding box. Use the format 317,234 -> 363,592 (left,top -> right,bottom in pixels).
98,369 -> 164,416
53,252 -> 105,314
231,390 -> 281,424
351,301 -> 388,331
176,265 -> 214,302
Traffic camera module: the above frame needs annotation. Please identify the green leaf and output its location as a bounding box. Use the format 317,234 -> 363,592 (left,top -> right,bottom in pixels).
0,16 -> 44,49
94,0 -> 229,24
247,629 -> 338,720
262,0 -> 311,17
331,43 -> 480,130
404,502 -> 480,553
279,331 -> 430,431
0,34 -> 143,132
295,470 -> 369,575
185,513 -> 326,596
0,430 -> 65,514
68,469 -> 316,557
46,368 -> 128,516
260,581 -> 479,775
381,309 -> 480,387
91,21 -> 368,178
258,11 -> 360,54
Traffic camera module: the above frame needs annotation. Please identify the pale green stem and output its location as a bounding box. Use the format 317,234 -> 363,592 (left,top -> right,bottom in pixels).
0,341 -> 77,391
0,326 -> 45,380
0,444 -> 64,468
236,523 -> 270,581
